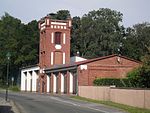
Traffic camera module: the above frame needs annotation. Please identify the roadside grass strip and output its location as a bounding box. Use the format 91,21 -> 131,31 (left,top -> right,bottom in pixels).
71,96 -> 150,113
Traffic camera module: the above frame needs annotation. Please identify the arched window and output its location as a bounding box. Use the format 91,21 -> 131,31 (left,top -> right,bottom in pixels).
55,32 -> 61,44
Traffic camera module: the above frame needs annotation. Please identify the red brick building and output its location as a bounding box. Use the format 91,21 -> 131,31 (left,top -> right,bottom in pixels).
45,54 -> 140,94
38,16 -> 72,93
21,15 -> 140,94
38,16 -> 141,94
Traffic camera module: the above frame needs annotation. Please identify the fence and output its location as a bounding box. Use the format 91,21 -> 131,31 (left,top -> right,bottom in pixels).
78,86 -> 150,109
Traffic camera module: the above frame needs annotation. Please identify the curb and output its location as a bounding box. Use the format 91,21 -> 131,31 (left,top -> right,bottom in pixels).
10,100 -> 21,113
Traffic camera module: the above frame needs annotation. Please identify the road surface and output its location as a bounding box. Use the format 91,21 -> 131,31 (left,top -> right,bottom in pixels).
0,92 -> 126,113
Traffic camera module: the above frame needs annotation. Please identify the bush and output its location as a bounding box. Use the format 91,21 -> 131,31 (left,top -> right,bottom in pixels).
94,66 -> 150,88
127,68 -> 142,87
93,78 -> 132,87
127,64 -> 150,88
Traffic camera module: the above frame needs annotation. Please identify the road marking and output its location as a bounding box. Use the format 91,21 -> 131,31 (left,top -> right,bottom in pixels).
50,97 -> 80,106
87,107 -> 110,113
50,97 -> 113,113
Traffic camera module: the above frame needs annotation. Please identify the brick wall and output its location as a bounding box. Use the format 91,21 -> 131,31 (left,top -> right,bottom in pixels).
78,56 -> 140,86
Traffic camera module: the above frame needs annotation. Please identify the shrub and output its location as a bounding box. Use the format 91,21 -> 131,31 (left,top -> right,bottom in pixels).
127,67 -> 142,87
127,64 -> 150,88
94,66 -> 150,88
93,78 -> 132,87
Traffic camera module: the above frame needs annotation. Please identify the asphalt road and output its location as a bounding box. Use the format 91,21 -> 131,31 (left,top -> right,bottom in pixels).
0,91 -> 126,113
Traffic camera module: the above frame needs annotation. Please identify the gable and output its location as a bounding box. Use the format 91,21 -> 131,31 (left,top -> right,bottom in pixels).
85,56 -> 140,67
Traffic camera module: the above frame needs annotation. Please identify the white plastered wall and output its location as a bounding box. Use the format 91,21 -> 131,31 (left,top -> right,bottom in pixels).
51,52 -> 54,65
53,74 -> 56,93
69,72 -> 73,93
61,74 -> 64,93
21,66 -> 39,92
21,71 -> 26,91
47,75 -> 50,93
63,33 -> 66,44
63,53 -> 65,64
32,71 -> 38,92
70,56 -> 87,63
27,71 -> 31,91
51,32 -> 54,43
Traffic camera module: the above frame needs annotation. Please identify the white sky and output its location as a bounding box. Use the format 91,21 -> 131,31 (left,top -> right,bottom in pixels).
0,0 -> 150,27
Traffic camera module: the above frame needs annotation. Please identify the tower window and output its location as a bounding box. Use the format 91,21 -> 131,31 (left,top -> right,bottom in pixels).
55,32 -> 61,44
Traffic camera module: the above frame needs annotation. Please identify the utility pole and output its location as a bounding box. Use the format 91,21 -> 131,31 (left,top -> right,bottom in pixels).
6,52 -> 11,101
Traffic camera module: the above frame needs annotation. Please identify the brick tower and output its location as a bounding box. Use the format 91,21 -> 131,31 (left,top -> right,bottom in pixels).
38,16 -> 72,93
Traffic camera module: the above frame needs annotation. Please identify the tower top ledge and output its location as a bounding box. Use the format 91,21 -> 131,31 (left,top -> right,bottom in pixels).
38,16 -> 72,31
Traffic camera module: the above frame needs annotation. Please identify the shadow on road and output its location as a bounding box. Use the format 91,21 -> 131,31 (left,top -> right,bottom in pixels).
0,105 -> 14,113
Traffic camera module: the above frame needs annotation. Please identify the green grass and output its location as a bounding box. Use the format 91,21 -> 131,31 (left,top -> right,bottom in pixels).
0,85 -> 7,89
8,86 -> 20,92
0,85 -> 20,92
71,96 -> 150,113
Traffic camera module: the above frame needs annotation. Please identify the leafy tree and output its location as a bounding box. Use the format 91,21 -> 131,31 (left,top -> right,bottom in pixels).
0,13 -> 39,85
71,16 -> 82,56
15,20 -> 39,66
55,10 -> 71,20
71,8 -> 124,58
123,23 -> 150,60
47,10 -> 71,20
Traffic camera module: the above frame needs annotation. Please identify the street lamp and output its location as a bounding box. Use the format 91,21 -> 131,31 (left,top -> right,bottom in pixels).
6,52 -> 11,101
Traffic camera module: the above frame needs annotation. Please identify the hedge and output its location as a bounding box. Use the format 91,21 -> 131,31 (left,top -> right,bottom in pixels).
93,78 -> 133,87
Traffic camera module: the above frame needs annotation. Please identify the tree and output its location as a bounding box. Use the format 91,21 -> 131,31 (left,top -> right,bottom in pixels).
15,20 -> 39,66
55,10 -> 71,20
0,13 -> 39,85
71,8 -> 124,58
71,16 -> 82,56
123,23 -> 150,60
47,10 -> 71,20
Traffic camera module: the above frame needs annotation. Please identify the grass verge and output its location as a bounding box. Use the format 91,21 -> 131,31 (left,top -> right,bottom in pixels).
8,86 -> 20,92
71,96 -> 150,113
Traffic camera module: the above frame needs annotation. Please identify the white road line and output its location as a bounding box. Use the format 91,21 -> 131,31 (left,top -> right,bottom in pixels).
87,107 -> 110,113
50,97 -> 80,106
50,97 -> 111,113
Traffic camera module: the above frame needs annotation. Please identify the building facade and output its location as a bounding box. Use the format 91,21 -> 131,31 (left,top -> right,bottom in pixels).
45,54 -> 140,94
21,65 -> 39,92
20,16 -> 140,95
38,16 -> 72,93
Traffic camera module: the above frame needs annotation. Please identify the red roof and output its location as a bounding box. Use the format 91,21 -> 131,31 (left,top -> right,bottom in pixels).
75,54 -> 141,65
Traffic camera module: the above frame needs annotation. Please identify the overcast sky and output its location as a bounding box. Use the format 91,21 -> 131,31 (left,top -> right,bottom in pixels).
0,0 -> 150,27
